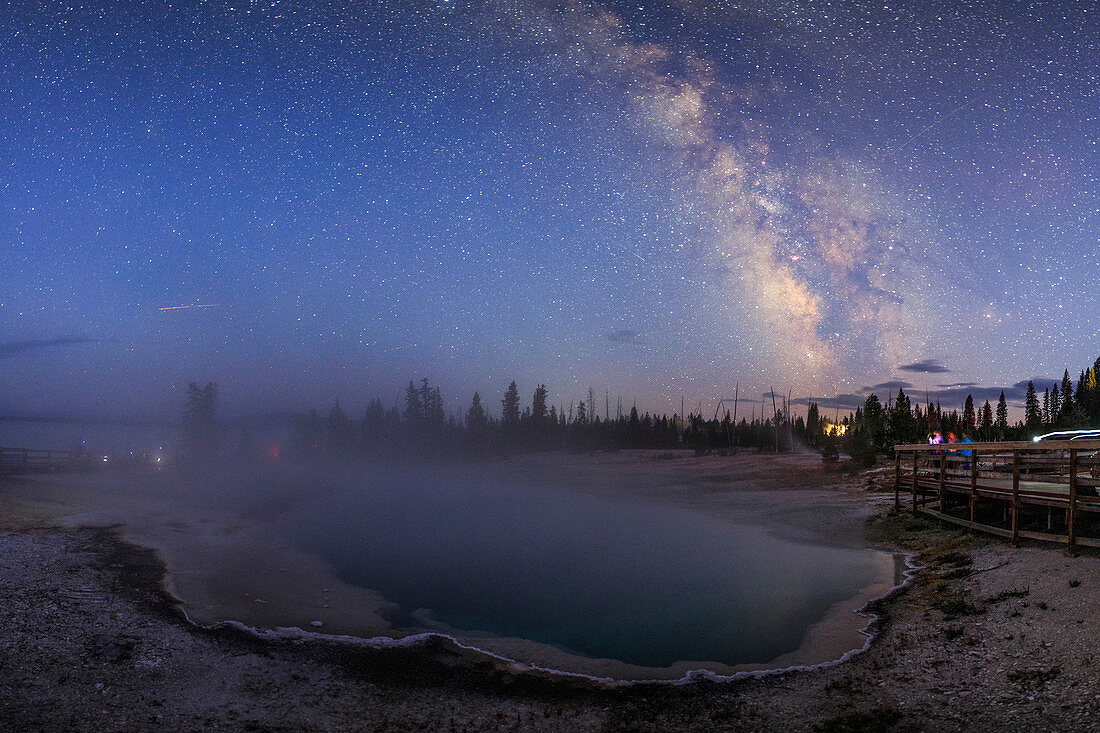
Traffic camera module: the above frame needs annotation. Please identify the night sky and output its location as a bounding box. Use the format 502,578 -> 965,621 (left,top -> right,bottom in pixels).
3,0 -> 1098,422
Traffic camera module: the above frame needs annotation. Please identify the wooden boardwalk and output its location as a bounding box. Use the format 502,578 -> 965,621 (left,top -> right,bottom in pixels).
893,439 -> 1100,554
0,447 -> 96,476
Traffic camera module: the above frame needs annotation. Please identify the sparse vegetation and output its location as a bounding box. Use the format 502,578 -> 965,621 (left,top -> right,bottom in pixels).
984,588 -> 1029,604
935,551 -> 972,567
934,597 -> 985,619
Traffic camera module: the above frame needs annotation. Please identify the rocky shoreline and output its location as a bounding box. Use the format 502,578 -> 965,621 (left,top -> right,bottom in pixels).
5,461 -> 1100,730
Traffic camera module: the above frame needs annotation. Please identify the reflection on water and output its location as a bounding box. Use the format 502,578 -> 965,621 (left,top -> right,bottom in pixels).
280,463 -> 896,668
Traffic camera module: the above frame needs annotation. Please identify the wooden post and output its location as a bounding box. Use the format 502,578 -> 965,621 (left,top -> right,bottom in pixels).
938,453 -> 946,512
969,449 -> 978,525
1011,450 -> 1020,546
1066,449 -> 1079,557
912,451 -> 919,515
894,452 -> 901,512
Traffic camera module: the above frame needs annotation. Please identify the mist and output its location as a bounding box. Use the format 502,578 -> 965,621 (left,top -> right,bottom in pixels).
1,442 -> 899,678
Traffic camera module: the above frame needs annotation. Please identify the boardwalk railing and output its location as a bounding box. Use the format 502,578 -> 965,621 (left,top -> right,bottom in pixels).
0,447 -> 96,476
893,439 -> 1100,555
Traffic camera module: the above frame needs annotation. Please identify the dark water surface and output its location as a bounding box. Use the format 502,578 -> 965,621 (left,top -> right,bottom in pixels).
279,463 -> 897,669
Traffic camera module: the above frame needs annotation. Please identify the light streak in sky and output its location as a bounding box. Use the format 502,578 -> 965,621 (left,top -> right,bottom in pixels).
157,304 -> 225,311
887,91 -> 994,155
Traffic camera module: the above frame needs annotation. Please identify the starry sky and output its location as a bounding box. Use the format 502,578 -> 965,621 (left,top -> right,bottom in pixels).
2,0 -> 1098,422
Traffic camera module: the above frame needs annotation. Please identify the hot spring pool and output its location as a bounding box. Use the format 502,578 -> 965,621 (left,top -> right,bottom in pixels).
277,462 -> 901,670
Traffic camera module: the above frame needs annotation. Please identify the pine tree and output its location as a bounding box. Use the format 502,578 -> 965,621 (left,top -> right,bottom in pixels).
995,391 -> 1009,436
531,385 -> 548,423
404,380 -> 422,424
466,392 -> 487,432
1061,369 -> 1074,420
628,405 -> 641,447
820,427 -> 839,464
362,398 -> 399,451
1088,366 -> 1100,423
326,399 -> 351,451
1025,381 -> 1042,432
428,384 -> 444,427
980,400 -> 993,440
806,402 -> 820,446
183,381 -> 221,457
886,389 -> 917,447
963,394 -> 976,432
501,381 -> 520,428
857,394 -> 887,456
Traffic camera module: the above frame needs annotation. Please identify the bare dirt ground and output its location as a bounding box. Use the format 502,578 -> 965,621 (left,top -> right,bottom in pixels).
5,453 -> 1100,731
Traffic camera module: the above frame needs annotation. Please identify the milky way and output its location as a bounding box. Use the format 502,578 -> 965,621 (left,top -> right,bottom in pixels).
2,1 -> 1097,419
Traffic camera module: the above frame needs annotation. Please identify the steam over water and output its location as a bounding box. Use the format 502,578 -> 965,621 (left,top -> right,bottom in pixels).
277,462 -> 896,668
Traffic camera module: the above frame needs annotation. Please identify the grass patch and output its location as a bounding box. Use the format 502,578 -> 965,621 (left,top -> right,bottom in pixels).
984,587 -> 1029,604
839,461 -> 863,476
901,515 -> 935,532
934,597 -> 985,619
816,707 -> 902,733
935,551 -> 973,566
864,511 -> 955,551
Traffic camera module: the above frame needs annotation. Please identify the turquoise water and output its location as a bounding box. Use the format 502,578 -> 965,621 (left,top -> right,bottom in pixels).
276,463 -> 898,669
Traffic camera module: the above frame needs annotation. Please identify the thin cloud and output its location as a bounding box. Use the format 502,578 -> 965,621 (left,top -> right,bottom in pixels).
912,378 -> 1059,407
0,337 -> 97,358
898,360 -> 950,373
866,380 -> 913,391
803,393 -> 865,410
820,376 -> 1065,415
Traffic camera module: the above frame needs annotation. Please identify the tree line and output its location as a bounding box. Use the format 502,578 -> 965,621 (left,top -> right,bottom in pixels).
184,354 -> 1100,462
838,356 -> 1100,466
289,378 -> 824,457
